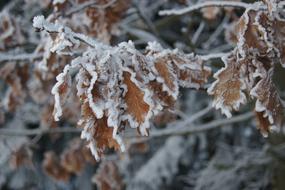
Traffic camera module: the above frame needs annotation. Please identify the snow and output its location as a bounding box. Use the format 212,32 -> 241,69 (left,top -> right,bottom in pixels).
32,15 -> 45,29
51,64 -> 71,121
53,0 -> 66,5
159,1 -> 255,16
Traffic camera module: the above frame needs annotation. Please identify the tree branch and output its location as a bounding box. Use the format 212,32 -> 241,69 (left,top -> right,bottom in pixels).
159,1 -> 261,16
65,0 -> 117,16
0,127 -> 81,136
0,52 -> 43,62
127,112 -> 254,144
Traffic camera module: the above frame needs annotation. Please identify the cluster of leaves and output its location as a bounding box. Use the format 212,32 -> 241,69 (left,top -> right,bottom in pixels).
33,14 -> 211,159
209,0 -> 285,136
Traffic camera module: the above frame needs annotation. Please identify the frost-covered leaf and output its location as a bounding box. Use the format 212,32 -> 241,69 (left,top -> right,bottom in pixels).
207,51 -> 247,118
122,72 -> 152,134
250,69 -> 283,133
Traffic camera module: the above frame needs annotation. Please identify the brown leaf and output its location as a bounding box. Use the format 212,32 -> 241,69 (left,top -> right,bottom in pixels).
43,151 -> 70,181
207,51 -> 247,117
10,146 -> 33,170
93,116 -> 120,154
60,139 -> 93,174
250,69 -> 283,129
123,72 -> 150,125
154,57 -> 178,97
255,111 -> 271,137
93,161 -> 124,190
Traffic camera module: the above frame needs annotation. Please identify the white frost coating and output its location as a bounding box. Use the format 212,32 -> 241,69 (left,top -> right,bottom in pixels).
50,30 -> 73,54
85,63 -> 104,119
51,64 -> 71,121
88,140 -> 100,161
76,68 -> 88,97
53,0 -> 66,5
32,15 -> 45,29
159,1 -> 258,16
236,9 -> 250,59
146,41 -> 164,52
32,15 -> 107,49
113,134 -> 126,152
80,119 -> 94,141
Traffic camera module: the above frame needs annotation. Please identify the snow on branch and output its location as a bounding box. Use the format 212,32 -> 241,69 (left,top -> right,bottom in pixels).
33,15 -> 107,49
159,1 -> 263,16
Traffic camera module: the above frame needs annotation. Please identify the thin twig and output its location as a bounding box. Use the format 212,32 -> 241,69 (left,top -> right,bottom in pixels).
202,16 -> 229,49
65,0 -> 117,16
159,1 -> 261,16
33,15 -> 106,49
133,2 -> 171,48
192,22 -> 205,45
168,105 -> 213,128
0,52 -> 43,62
127,112 -> 254,144
0,127 -> 81,136
200,52 -> 230,60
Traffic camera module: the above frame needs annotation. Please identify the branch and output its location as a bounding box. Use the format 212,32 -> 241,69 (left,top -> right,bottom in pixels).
200,52 -> 230,60
65,0 -> 117,16
0,52 -> 43,62
159,1 -> 261,16
0,127 -> 81,136
127,112 -> 254,143
168,105 -> 213,128
32,15 -> 107,49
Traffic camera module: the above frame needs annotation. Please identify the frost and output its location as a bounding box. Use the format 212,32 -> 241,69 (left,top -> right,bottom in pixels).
32,15 -> 45,29
51,64 -> 71,121
53,0 -> 66,5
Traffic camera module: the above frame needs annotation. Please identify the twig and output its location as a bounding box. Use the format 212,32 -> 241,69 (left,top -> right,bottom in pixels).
192,22 -> 205,45
200,52 -> 230,60
0,127 -> 81,136
202,16 -> 229,49
159,1 -> 261,16
133,2 -> 171,48
33,15 -> 107,49
65,0 -> 117,16
127,112 -> 254,143
0,52 -> 43,62
168,105 -> 213,128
